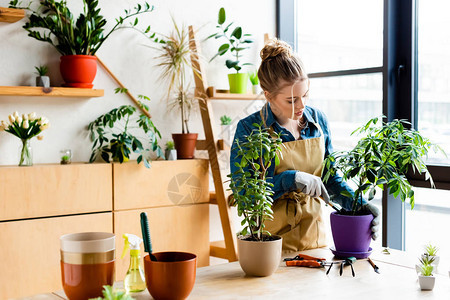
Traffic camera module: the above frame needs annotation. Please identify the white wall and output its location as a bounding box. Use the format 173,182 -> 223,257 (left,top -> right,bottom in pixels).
0,0 -> 275,244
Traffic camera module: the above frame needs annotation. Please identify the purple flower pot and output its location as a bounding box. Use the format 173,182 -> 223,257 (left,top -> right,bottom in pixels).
330,212 -> 373,252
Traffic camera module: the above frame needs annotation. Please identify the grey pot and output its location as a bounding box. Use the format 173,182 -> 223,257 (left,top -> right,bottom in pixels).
237,235 -> 282,277
165,149 -> 177,161
36,76 -> 50,88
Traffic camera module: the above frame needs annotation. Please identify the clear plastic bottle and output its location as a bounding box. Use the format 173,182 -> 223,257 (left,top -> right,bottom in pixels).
122,234 -> 146,293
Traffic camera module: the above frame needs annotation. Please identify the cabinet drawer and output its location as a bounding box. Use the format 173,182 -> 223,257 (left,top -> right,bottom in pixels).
0,163 -> 112,221
0,212 -> 113,299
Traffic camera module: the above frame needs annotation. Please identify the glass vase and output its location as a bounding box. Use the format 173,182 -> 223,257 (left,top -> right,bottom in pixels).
19,139 -> 33,166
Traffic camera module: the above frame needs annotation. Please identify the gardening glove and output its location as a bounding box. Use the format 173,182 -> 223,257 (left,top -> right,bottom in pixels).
295,171 -> 328,198
362,202 -> 380,241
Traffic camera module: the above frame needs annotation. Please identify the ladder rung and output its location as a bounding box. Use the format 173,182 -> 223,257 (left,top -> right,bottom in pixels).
209,192 -> 217,204
210,240 -> 228,259
196,139 -> 225,151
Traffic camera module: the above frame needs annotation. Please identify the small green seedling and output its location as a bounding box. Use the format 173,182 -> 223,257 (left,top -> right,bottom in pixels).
220,115 -> 232,125
35,65 -> 48,76
248,70 -> 259,85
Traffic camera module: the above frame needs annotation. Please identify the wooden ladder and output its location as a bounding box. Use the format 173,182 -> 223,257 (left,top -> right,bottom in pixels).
188,26 -> 267,262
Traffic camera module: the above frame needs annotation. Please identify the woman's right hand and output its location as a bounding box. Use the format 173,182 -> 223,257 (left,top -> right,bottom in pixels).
294,171 -> 329,198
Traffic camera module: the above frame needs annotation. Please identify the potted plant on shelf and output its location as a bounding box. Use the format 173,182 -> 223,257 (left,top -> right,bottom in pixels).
228,122 -> 283,277
9,0 -> 153,88
60,149 -> 71,164
148,19 -> 199,159
88,89 -> 163,168
165,140 -> 177,161
0,111 -> 49,166
323,116 -> 442,256
248,70 -> 261,95
208,7 -> 253,94
34,65 -> 50,88
220,115 -> 232,146
418,259 -> 436,290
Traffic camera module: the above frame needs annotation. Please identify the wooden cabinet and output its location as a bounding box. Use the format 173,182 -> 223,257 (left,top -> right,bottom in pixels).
0,160 -> 210,298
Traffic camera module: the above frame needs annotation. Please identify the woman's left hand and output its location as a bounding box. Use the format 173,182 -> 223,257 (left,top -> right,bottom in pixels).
362,202 -> 380,240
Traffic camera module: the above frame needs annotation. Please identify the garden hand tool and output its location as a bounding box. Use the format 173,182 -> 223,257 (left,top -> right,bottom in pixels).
140,212 -> 157,261
367,257 -> 380,274
321,188 -> 344,213
284,254 -> 330,268
338,257 -> 356,277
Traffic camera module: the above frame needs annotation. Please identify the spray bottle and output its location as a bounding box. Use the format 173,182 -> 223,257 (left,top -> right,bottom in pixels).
122,234 -> 146,293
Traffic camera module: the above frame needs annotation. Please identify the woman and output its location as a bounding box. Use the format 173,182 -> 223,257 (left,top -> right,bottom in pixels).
230,39 -> 379,253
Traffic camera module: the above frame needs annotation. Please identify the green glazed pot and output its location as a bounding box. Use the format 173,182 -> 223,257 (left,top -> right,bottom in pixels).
228,73 -> 249,94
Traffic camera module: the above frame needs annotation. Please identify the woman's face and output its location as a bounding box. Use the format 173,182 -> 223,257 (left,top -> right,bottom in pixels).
266,80 -> 309,122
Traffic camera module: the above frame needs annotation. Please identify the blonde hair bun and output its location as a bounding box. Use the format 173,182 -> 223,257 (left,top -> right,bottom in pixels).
260,38 -> 293,62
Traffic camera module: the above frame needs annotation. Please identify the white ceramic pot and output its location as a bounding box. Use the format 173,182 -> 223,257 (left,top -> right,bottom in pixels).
36,76 -> 50,88
237,235 -> 282,277
418,275 -> 435,290
165,149 -> 177,161
220,124 -> 233,147
252,84 -> 262,95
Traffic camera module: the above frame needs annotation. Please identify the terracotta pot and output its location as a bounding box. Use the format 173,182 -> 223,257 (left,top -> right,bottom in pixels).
144,252 -> 197,300
60,232 -> 115,300
237,235 -> 282,277
60,55 -> 97,88
172,133 -> 198,159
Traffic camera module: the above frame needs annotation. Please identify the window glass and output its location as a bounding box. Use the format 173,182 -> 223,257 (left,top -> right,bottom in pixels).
417,0 -> 450,165
308,73 -> 382,152
405,187 -> 450,266
297,0 -> 383,73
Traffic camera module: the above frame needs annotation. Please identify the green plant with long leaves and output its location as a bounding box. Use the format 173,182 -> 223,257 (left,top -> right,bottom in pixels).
419,263 -> 434,277
9,0 -> 153,55
424,243 -> 439,257
228,123 -> 283,241
34,65 -> 48,76
88,89 -> 163,168
208,7 -> 253,73
323,116 -> 443,215
146,18 -> 200,134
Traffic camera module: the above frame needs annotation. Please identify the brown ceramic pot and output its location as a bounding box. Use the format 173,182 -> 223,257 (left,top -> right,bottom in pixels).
237,235 -> 282,277
172,133 -> 198,159
144,252 -> 197,300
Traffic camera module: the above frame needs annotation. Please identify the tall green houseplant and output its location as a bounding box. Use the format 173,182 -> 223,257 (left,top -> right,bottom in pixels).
323,116 -> 442,215
228,123 -> 283,241
208,7 -> 254,93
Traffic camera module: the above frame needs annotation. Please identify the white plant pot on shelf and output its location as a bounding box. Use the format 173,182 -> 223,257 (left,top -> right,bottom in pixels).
418,275 -> 435,290
252,84 -> 262,95
36,76 -> 50,88
165,149 -> 177,161
221,124 -> 233,147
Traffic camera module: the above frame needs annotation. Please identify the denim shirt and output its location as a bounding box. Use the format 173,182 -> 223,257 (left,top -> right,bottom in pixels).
230,103 -> 359,211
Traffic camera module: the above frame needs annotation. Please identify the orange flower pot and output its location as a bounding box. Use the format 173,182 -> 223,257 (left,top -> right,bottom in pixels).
60,55 -> 98,88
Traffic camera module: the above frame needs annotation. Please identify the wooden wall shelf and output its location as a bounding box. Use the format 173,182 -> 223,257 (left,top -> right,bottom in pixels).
206,86 -> 264,100
0,7 -> 25,23
0,86 -> 104,97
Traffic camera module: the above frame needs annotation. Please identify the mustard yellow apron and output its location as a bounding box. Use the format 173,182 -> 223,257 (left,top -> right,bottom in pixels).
264,118 -> 327,253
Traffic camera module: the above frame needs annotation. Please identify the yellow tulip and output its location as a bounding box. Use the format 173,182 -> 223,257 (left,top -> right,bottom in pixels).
8,115 -> 14,123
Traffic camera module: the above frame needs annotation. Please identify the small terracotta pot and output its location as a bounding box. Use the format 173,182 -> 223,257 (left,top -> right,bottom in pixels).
172,133 -> 198,159
237,235 -> 282,277
144,252 -> 197,300
60,55 -> 97,88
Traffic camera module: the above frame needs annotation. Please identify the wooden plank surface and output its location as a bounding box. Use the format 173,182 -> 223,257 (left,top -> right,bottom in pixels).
0,213 -> 113,299
206,86 -> 264,100
0,7 -> 24,23
113,160 -> 209,210
113,204 -> 210,280
0,86 -> 104,97
0,163 -> 112,221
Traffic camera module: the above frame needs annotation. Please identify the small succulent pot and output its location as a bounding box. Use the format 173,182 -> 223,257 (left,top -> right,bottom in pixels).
418,275 -> 435,290
165,149 -> 177,161
252,84 -> 262,95
60,149 -> 72,165
36,76 -> 50,88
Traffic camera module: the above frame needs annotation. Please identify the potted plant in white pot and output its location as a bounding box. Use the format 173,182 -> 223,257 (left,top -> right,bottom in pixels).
248,70 -> 261,95
165,140 -> 177,161
208,7 -> 253,94
149,19 -> 199,159
421,243 -> 440,269
220,115 -> 232,146
418,260 -> 436,290
323,116 -> 442,256
34,65 -> 50,88
228,123 -> 283,277
10,0 -> 153,88
88,90 -> 163,167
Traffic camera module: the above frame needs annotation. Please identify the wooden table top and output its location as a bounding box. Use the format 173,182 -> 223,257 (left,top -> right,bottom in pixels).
28,248 -> 450,300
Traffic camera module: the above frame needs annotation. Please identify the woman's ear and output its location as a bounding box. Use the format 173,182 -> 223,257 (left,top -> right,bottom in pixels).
264,90 -> 271,102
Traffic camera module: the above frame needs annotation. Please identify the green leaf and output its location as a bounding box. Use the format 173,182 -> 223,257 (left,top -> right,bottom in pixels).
231,27 -> 242,39
218,7 -> 226,25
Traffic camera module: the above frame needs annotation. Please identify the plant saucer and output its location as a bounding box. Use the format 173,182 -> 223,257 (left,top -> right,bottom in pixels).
330,247 -> 373,259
